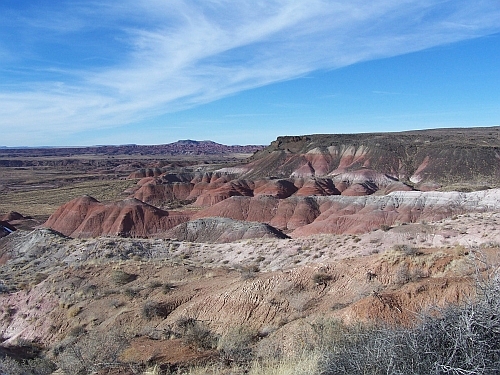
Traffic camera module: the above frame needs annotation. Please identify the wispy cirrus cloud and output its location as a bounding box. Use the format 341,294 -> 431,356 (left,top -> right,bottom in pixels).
0,0 -> 499,145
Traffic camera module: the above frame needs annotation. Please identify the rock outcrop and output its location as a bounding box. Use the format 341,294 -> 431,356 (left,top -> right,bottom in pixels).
43,195 -> 190,238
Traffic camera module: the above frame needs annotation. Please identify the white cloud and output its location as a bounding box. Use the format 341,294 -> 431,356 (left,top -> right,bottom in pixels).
1,0 -> 500,145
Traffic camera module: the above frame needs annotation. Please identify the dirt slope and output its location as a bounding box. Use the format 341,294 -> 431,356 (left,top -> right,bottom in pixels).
164,217 -> 289,243
43,195 -> 191,238
194,189 -> 500,235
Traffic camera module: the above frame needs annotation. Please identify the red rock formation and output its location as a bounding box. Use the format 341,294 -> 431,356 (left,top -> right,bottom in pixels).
341,183 -> 377,196
127,167 -> 165,179
193,180 -> 254,206
330,170 -> 413,196
253,179 -> 297,198
43,196 -> 190,238
194,196 -> 320,231
193,190 -> 500,236
188,173 -> 232,202
137,177 -> 156,186
133,181 -> 193,206
295,178 -> 340,196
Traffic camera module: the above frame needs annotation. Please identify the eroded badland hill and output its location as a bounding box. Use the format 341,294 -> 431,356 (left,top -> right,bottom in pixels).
2,127 -> 500,374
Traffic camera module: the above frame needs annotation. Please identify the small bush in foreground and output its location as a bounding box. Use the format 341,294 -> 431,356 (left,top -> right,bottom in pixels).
218,326 -> 257,365
393,244 -> 419,256
0,356 -> 56,375
142,301 -> 169,320
53,329 -> 128,374
110,270 -> 136,286
176,317 -> 218,350
312,272 -> 332,285
321,277 -> 500,375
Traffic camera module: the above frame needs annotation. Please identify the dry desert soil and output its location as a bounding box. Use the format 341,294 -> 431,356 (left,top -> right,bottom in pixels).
1,131 -> 500,374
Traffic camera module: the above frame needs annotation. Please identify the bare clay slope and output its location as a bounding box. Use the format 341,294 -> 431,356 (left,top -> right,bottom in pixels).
194,189 -> 500,235
164,217 -> 289,243
237,127 -> 500,186
1,226 -> 498,367
2,210 -> 500,370
43,195 -> 191,238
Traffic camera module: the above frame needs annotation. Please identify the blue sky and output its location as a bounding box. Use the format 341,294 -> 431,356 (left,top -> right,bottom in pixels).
1,1 -> 499,147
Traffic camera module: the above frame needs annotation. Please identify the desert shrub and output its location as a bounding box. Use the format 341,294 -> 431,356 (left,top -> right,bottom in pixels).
68,325 -> 86,337
393,263 -> 411,285
176,317 -> 218,350
0,339 -> 55,375
147,280 -> 162,289
240,265 -> 260,279
81,284 -> 97,297
393,263 -> 427,285
320,278 -> 500,375
109,299 -> 124,308
218,326 -> 257,365
380,224 -> 392,231
312,272 -> 332,285
142,301 -> 169,320
123,287 -> 140,298
0,282 -> 9,294
393,244 -> 419,256
0,356 -> 56,375
66,305 -> 82,318
53,329 -> 128,374
110,270 -> 136,286
249,353 -> 323,375
162,282 -> 176,294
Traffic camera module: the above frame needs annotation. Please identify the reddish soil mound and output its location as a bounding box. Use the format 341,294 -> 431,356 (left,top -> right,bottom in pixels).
193,196 -> 319,231
128,169 -> 411,211
253,179 -> 298,198
122,337 -> 216,367
43,195 -> 191,238
193,179 -> 254,206
340,183 -> 377,196
295,178 -> 340,196
187,173 -> 233,203
133,181 -> 193,207
1,211 -> 25,221
194,189 -> 500,235
127,167 -> 166,179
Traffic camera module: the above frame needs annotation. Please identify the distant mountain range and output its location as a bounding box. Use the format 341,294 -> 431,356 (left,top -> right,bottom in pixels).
0,140 -> 265,157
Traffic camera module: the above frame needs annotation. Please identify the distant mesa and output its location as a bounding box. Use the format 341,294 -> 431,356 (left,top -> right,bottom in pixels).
0,139 -> 265,157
